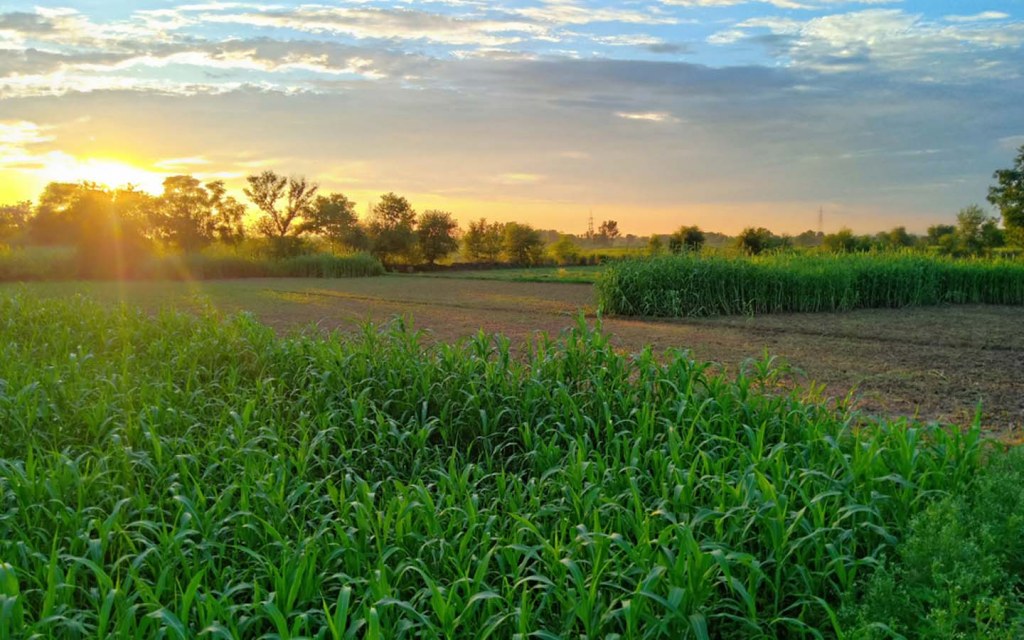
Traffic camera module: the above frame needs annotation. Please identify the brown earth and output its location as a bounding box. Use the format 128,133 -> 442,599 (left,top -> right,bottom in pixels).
6,276 -> 1022,435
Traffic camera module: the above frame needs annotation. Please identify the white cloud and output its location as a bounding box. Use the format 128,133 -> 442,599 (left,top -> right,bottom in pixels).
616,111 -> 680,123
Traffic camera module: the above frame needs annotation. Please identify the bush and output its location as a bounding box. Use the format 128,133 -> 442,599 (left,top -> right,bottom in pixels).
843,448 -> 1024,638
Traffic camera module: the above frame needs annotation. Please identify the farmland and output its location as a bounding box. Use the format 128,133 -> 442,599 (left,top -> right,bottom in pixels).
4,276 -> 1022,432
3,291 -> 1023,638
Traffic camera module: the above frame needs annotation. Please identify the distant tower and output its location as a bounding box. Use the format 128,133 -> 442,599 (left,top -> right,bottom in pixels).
818,206 -> 824,234
587,210 -> 595,239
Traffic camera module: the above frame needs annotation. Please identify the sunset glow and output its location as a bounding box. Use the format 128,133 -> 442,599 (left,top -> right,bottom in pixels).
1,1 -> 1022,234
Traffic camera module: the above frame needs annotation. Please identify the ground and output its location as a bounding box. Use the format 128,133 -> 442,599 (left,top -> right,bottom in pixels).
5,275 -> 1022,435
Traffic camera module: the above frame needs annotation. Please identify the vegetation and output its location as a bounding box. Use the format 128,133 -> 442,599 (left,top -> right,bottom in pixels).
597,253 -> 1024,317
417,210 -> 460,265
367,192 -> 418,267
462,219 -> 505,262
0,293 -> 1013,638
988,144 -> 1024,245
669,225 -> 705,253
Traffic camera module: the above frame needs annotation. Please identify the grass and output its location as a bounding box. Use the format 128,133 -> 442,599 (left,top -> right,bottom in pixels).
0,292 -> 1013,638
420,265 -> 605,283
597,253 -> 1024,317
0,247 -> 385,281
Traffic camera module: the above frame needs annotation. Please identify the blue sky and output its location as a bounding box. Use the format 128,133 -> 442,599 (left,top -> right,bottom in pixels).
1,0 -> 1022,234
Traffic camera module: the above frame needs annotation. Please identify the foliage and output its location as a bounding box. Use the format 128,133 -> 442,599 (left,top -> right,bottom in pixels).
669,225 -> 705,253
595,219 -> 620,245
647,234 -> 665,255
244,171 -> 319,254
735,227 -> 786,255
303,193 -> 367,252
367,192 -> 418,266
152,175 -> 246,251
823,228 -> 870,253
0,293 -> 989,638
597,253 -> 1024,317
988,144 -> 1024,244
502,221 -> 544,265
0,201 -> 31,245
549,234 -> 581,265
417,210 -> 460,264
462,218 -> 505,262
843,448 -> 1024,639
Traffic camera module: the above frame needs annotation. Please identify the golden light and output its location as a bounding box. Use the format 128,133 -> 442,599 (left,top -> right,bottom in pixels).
38,154 -> 168,194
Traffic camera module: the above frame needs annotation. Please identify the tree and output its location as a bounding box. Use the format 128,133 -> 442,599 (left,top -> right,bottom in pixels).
736,227 -> 781,255
550,234 -> 581,265
367,192 -> 417,266
885,226 -> 915,249
823,228 -> 862,253
595,220 -> 620,246
153,175 -> 245,252
956,205 -> 990,255
245,171 -> 318,255
0,201 -> 31,244
28,182 -> 82,245
463,218 -> 504,262
669,225 -> 705,253
503,222 -> 544,265
304,193 -> 367,251
417,210 -> 459,265
647,234 -> 665,255
988,145 -> 1024,246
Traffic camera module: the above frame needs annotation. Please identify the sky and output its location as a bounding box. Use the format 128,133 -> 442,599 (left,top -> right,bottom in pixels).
0,1 -> 1022,235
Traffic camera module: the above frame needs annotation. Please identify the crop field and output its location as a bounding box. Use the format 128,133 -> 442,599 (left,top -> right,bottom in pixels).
419,265 -> 604,284
3,292 -> 1024,638
5,277 -> 1022,433
598,254 -> 1024,317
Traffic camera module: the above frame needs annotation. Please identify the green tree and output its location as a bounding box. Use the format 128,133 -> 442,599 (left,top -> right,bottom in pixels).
669,225 -> 705,253
549,234 -> 581,265
885,226 -> 915,249
0,201 -> 31,245
417,210 -> 459,265
154,175 -> 245,252
823,228 -> 862,253
304,193 -> 366,252
367,192 -> 417,266
988,145 -> 1024,245
503,222 -> 544,265
736,227 -> 780,255
647,234 -> 665,255
244,171 -> 318,255
463,218 -> 504,262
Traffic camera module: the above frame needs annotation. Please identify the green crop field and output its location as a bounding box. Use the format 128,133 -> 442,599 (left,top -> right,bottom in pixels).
2,292 -> 1023,638
597,253 -> 1024,317
419,265 -> 605,284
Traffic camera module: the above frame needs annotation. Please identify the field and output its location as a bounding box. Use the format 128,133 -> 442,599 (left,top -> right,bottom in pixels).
3,291 -> 1024,638
598,253 -> 1024,317
4,277 -> 1022,433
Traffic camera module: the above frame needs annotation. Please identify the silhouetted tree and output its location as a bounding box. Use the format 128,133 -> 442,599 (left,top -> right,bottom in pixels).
245,171 -> 318,255
27,182 -> 82,245
669,225 -> 705,253
988,145 -> 1024,246
304,193 -> 367,251
417,210 -> 459,265
503,222 -> 544,265
595,220 -> 620,246
367,192 -> 417,266
0,201 -> 31,244
153,175 -> 245,252
647,235 -> 665,255
463,218 -> 504,262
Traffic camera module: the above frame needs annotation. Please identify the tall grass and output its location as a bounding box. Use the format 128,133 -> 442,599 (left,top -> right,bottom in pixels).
597,253 -> 1024,317
0,293 -> 997,638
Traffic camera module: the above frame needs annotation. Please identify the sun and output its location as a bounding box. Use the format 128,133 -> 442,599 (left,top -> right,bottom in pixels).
39,154 -> 168,194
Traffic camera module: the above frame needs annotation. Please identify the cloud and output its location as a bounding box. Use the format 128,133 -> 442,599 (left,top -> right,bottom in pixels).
616,111 -> 679,123
710,9 -> 1024,79
944,12 -> 1010,24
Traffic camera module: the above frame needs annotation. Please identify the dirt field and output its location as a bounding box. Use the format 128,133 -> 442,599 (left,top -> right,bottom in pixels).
6,276 -> 1022,434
